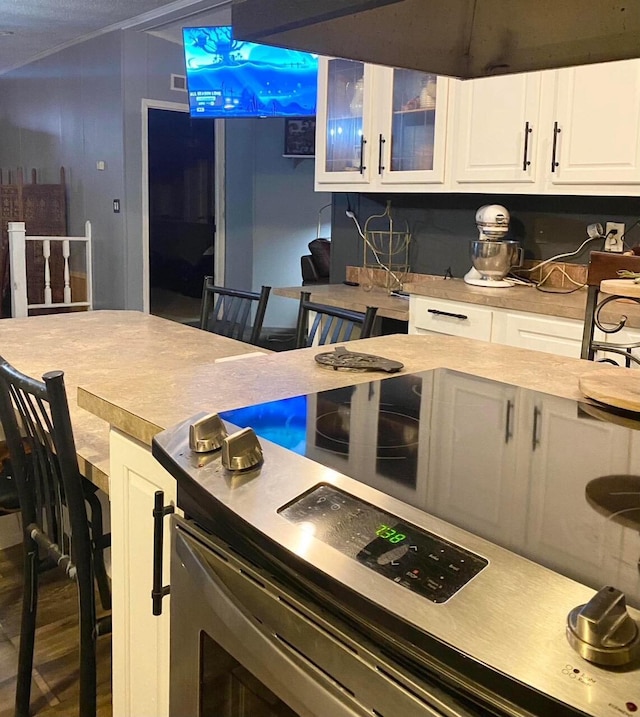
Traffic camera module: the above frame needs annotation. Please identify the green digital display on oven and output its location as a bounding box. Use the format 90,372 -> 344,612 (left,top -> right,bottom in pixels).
375,524 -> 407,544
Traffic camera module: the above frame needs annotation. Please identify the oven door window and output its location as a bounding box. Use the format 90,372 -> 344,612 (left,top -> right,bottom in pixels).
200,631 -> 298,717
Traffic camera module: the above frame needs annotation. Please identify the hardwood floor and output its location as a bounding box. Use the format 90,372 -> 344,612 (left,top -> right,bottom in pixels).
0,544 -> 112,717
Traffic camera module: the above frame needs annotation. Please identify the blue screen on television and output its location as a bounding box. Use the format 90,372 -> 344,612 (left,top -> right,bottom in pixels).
182,26 -> 318,119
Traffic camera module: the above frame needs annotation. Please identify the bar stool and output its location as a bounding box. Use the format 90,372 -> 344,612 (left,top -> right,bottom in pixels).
580,251 -> 640,367
0,357 -> 111,717
199,277 -> 271,346
294,290 -> 378,348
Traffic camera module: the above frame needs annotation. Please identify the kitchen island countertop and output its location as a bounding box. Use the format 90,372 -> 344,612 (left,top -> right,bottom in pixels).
77,319 -> 627,464
0,310 -> 272,492
0,310 -> 632,495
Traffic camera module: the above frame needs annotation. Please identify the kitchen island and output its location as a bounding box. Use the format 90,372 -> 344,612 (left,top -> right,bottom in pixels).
73,312 -> 630,717
1,310 -> 634,717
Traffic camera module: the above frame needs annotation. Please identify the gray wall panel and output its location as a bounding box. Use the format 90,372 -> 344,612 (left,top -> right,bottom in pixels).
0,33 -> 126,309
252,118 -> 330,328
224,118 -> 255,290
0,14 -> 329,324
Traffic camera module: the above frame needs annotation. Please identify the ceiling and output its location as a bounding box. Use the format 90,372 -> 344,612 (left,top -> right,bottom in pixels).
0,0 -> 229,75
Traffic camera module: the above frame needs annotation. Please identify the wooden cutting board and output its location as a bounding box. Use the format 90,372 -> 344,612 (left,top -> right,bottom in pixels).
579,369 -> 640,412
599,278 -> 640,297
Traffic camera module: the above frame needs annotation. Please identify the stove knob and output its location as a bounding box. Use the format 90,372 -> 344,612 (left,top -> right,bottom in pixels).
222,427 -> 263,471
567,586 -> 640,666
189,413 -> 228,453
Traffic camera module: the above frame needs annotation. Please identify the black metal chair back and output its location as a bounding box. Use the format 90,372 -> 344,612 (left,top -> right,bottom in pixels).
294,290 -> 378,349
581,251 -> 640,367
0,358 -> 111,717
199,277 -> 271,346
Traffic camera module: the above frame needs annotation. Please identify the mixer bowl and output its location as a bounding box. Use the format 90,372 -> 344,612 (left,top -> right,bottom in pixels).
469,240 -> 522,281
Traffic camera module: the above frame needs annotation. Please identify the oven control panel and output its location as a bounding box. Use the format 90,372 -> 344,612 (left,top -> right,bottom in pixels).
279,484 -> 487,603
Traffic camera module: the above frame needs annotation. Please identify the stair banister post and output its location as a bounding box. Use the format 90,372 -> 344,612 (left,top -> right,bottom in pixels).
8,221 -> 28,317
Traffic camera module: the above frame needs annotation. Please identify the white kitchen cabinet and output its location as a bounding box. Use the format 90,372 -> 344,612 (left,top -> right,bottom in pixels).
490,310 -> 584,358
453,72 -> 545,187
110,428 -> 179,717
409,293 -> 619,359
315,57 -> 451,192
314,58 -> 372,188
519,393 -> 631,589
451,58 -> 640,195
409,293 -> 588,358
427,370 -> 522,547
408,295 -> 493,341
549,60 -> 640,190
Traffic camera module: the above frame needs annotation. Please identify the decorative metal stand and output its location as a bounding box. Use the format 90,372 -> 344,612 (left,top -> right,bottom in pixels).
363,201 -> 411,292
590,294 -> 640,367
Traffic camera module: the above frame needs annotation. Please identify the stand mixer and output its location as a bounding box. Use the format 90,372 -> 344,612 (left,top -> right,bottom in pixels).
464,204 -> 522,288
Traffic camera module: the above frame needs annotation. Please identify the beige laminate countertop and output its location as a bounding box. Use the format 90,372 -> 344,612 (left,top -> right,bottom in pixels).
274,284 -> 411,321
5,309 -> 634,495
77,320 -> 630,469
277,276 -> 640,328
404,276 -> 590,321
0,311 -> 271,492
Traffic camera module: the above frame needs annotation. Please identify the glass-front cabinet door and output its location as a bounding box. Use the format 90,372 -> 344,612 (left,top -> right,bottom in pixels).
375,66 -> 450,186
315,58 -> 450,190
315,57 -> 374,186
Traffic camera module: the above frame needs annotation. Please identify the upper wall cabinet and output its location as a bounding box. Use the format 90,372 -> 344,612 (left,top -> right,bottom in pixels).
452,72 -> 546,188
451,59 -> 640,196
314,57 -> 451,192
548,60 -> 640,190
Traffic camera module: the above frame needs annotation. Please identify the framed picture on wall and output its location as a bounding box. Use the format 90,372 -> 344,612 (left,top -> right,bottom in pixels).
283,117 -> 316,157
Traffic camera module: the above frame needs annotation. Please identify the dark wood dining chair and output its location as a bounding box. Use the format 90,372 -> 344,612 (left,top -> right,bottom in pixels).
0,357 -> 111,717
580,251 -> 640,367
199,277 -> 271,346
294,290 -> 378,348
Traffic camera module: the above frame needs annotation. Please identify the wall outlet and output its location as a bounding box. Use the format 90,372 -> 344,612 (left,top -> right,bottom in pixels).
605,222 -> 625,252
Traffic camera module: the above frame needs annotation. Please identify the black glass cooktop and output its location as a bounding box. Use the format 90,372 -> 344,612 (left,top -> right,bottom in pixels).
220,368 -> 640,608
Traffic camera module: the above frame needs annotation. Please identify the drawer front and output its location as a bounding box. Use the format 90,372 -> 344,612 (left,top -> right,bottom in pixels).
491,311 -> 583,358
409,297 -> 492,341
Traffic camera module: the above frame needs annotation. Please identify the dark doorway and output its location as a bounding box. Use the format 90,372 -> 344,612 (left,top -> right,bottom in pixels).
148,108 -> 215,324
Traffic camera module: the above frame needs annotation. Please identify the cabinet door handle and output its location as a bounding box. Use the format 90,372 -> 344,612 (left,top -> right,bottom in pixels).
378,134 -> 386,174
427,308 -> 468,320
505,400 -> 514,444
522,121 -> 532,171
532,406 -> 541,450
359,135 -> 367,174
551,121 -> 561,172
151,490 -> 174,616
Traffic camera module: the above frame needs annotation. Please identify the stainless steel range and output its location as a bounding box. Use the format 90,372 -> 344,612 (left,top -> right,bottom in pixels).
152,367 -> 640,717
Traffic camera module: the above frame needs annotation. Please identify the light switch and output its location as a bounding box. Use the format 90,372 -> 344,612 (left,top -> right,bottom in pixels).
113,199 -> 120,213
96,160 -> 106,171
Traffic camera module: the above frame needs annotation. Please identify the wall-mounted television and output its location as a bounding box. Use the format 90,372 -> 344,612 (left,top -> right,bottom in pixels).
182,26 -> 319,119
